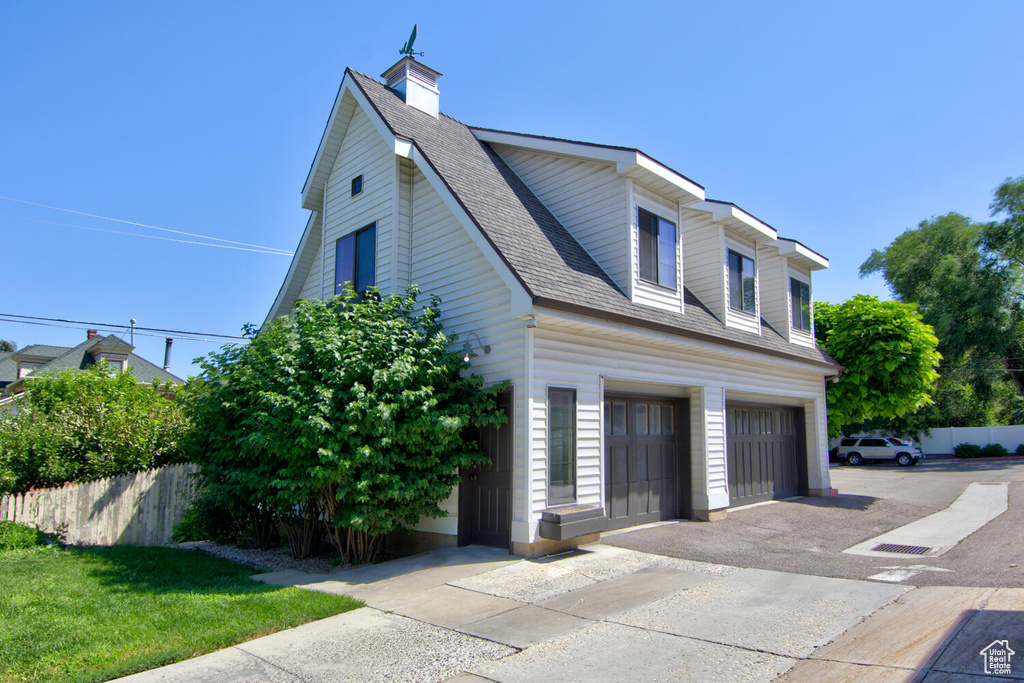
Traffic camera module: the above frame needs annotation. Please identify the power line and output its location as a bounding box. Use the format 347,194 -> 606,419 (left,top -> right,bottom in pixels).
0,196 -> 293,254
0,214 -> 291,256
0,313 -> 249,344
0,317 -> 245,345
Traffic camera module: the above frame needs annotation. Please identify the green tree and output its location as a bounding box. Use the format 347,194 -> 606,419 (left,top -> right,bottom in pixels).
0,340 -> 15,353
0,364 -> 188,494
814,296 -> 941,437
861,177 -> 1024,400
186,286 -> 506,564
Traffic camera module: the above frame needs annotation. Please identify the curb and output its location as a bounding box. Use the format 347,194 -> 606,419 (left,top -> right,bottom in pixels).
946,455 -> 1024,463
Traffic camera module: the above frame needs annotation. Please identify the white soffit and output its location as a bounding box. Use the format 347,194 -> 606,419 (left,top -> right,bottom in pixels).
685,200 -> 777,244
471,128 -> 705,206
778,238 -> 829,270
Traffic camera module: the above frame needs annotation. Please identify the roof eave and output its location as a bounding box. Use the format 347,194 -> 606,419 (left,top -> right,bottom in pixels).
533,296 -> 839,371
471,127 -> 704,206
778,238 -> 830,270
301,71 -> 413,212
685,200 -> 778,244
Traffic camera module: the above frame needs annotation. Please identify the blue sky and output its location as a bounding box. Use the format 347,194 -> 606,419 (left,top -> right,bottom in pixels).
3,1 -> 1022,378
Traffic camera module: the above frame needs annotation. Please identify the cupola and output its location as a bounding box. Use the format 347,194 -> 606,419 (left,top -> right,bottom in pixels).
381,57 -> 442,118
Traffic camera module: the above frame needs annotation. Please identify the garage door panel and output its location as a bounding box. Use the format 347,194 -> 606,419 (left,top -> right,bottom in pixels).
727,404 -> 803,506
609,481 -> 628,520
647,443 -> 663,480
610,444 -> 629,484
606,396 -> 687,530
630,445 -> 648,482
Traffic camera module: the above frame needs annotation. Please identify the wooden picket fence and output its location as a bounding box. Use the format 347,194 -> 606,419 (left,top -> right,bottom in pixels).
0,463 -> 199,545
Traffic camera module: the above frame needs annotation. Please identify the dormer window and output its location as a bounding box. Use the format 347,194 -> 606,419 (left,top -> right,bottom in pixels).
728,249 -> 756,315
638,208 -> 677,290
17,361 -> 42,378
791,278 -> 812,331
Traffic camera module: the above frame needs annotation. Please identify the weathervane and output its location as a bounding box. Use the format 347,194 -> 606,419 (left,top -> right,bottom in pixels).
399,24 -> 424,58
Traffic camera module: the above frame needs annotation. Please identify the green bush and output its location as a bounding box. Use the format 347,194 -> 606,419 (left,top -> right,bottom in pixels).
186,287 -> 507,564
0,364 -> 188,495
171,491 -> 263,546
953,443 -> 983,458
981,443 -> 1010,457
0,520 -> 57,551
1016,443 -> 1024,456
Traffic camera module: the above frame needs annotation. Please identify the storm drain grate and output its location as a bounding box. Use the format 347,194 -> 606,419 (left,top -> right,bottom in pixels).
872,543 -> 932,555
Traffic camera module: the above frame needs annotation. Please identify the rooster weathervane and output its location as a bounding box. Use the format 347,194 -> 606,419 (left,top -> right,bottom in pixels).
399,24 -> 424,58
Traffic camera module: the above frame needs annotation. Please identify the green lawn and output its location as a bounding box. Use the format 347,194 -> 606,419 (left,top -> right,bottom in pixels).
0,545 -> 361,683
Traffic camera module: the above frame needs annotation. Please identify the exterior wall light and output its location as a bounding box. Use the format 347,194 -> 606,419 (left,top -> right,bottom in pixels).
461,331 -> 491,362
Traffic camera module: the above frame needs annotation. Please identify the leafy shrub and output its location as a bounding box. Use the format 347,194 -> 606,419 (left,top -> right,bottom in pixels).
185,287 -> 506,564
171,492 -> 251,545
0,521 -> 58,551
0,364 -> 189,494
981,443 -> 1009,457
953,443 -> 983,458
1017,443 -> 1024,456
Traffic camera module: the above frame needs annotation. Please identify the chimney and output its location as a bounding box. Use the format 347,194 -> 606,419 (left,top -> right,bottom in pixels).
87,329 -> 98,339
163,338 -> 173,372
381,57 -> 442,118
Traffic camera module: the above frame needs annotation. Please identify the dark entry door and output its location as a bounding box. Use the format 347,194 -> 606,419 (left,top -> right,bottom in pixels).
727,403 -> 805,506
605,395 -> 688,530
460,391 -> 511,548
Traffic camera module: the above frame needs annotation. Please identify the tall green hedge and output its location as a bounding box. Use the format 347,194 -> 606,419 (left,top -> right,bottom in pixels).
0,364 -> 188,494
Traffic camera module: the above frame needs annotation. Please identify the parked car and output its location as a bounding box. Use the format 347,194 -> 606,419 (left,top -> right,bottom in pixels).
835,437 -> 925,466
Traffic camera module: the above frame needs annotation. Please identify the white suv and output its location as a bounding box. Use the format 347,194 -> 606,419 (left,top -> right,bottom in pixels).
836,437 -> 924,467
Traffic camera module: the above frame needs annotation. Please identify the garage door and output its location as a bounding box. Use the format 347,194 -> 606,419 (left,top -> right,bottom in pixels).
605,396 -> 688,530
727,404 -> 804,506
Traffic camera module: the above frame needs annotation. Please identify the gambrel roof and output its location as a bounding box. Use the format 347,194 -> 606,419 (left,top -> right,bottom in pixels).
275,68 -> 838,370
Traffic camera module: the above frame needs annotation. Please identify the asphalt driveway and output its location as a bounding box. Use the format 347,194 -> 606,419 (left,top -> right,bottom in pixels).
604,459 -> 1024,587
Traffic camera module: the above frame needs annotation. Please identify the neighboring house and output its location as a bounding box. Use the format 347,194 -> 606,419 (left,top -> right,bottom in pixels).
0,329 -> 182,399
267,57 -> 840,557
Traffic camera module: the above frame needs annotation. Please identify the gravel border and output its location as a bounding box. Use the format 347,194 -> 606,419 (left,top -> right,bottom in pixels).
175,541 -> 353,576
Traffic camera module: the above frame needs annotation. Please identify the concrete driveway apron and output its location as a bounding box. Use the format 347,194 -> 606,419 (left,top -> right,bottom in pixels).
117,544 -> 904,683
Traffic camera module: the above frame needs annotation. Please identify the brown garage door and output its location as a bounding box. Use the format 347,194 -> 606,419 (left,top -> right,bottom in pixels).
605,395 -> 689,530
727,404 -> 805,506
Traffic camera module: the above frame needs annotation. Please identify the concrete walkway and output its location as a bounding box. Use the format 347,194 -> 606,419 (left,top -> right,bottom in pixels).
845,482 -> 1010,559
111,543 -> 1022,682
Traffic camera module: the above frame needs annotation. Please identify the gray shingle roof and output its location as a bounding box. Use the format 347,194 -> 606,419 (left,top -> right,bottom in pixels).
1,335 -> 183,390
0,351 -> 15,388
347,69 -> 837,370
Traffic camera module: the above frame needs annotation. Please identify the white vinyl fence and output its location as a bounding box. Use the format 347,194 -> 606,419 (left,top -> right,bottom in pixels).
917,425 -> 1024,456
0,463 -> 198,545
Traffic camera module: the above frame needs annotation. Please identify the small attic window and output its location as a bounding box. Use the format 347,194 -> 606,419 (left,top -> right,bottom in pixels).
351,175 -> 363,197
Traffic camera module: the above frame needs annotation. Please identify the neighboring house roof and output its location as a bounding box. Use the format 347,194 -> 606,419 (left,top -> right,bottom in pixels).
342,69 -> 837,370
0,351 -> 14,390
0,334 -> 183,394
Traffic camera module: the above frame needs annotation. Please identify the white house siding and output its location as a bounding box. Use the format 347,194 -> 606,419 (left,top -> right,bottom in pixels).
528,317 -> 831,542
723,234 -> 761,335
680,211 -> 725,320
631,184 -> 684,314
321,106 -> 395,297
407,165 -> 527,540
491,145 -> 630,292
297,239 -> 325,301
757,244 -> 789,341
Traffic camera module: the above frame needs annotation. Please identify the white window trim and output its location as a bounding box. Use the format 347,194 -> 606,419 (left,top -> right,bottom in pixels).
725,239 -> 759,318
789,274 -> 814,334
